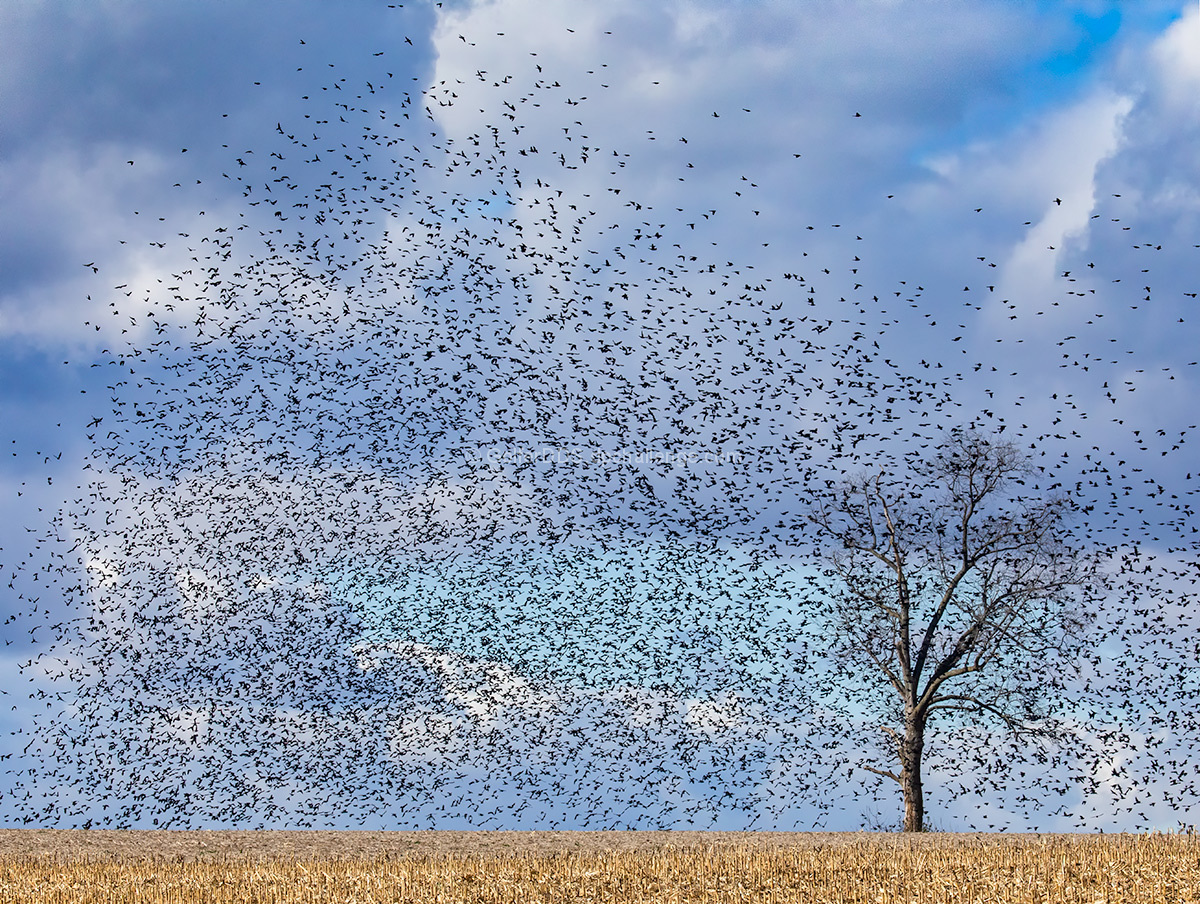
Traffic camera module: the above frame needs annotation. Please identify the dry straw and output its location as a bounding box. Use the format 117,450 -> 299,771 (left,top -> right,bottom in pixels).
2,834 -> 1199,903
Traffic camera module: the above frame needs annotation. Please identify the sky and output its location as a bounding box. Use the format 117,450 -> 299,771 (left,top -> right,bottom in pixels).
1,0 -> 1199,832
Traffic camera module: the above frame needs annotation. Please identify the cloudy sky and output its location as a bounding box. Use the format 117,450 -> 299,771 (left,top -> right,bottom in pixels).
2,0 -> 1198,831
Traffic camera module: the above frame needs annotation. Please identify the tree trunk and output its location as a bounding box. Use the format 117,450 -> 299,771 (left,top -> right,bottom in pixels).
901,714 -> 926,832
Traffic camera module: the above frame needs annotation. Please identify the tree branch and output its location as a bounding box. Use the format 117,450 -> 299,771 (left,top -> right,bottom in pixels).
925,693 -> 1052,737
862,764 -> 902,784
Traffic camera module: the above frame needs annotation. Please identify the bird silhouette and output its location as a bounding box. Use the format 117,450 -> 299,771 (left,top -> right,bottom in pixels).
5,7 -> 1198,837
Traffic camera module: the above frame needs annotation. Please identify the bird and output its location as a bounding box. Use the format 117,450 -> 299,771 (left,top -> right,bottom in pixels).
8,5 -> 1197,839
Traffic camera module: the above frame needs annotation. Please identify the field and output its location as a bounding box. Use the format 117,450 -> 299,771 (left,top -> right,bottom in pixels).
2,830 -> 1198,903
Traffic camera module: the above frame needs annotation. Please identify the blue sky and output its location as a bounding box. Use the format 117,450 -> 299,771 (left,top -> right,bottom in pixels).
2,0 -> 1199,832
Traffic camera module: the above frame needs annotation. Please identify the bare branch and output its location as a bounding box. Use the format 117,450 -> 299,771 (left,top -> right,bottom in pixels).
862,764 -> 902,784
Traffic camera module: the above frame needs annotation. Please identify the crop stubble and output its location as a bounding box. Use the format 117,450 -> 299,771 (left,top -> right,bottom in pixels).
2,830 -> 1198,903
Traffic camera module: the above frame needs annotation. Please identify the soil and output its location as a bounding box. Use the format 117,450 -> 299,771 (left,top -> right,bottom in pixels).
0,830 -> 1094,862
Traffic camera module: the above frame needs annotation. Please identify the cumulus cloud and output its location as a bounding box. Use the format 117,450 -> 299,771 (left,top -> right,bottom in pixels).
988,92 -> 1133,320
353,639 -> 559,732
1146,4 -> 1200,109
423,0 -> 1070,297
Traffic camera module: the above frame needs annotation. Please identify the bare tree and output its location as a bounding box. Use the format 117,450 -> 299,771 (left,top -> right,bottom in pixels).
806,429 -> 1099,831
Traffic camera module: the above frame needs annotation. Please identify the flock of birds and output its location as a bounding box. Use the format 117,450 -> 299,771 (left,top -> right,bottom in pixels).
5,8 -> 1199,831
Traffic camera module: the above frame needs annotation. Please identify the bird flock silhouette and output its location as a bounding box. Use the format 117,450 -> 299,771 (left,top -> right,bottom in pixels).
5,6 -> 1199,832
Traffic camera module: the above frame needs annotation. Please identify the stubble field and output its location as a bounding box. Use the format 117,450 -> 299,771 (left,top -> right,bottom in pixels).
2,830 -> 1198,903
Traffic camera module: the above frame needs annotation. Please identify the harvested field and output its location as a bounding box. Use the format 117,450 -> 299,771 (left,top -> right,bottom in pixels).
1,830 -> 1198,903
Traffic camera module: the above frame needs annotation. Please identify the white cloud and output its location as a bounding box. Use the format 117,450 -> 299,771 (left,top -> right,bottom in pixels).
86,556 -> 122,590
0,144 -> 249,348
1102,5 -> 1200,216
990,92 -> 1134,318
427,0 -> 1055,251
353,639 -> 557,732
351,636 -> 783,774
1148,4 -> 1200,108
682,690 -> 749,735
